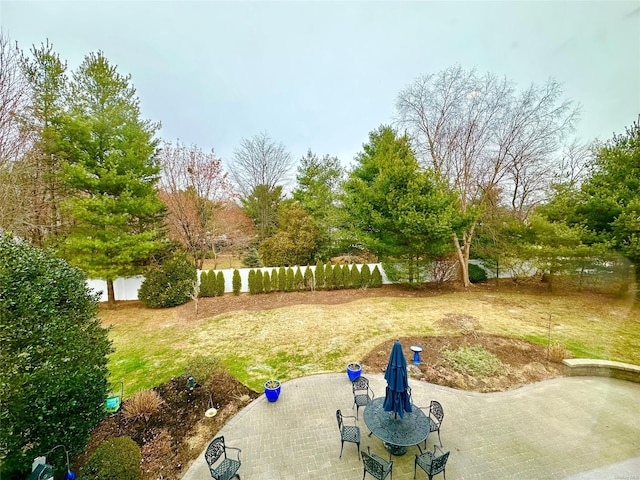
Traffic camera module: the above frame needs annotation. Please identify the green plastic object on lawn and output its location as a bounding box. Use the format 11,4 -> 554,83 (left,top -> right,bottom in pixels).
106,380 -> 124,413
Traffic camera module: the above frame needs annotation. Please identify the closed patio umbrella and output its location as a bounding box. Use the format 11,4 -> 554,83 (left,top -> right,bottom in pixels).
382,340 -> 412,418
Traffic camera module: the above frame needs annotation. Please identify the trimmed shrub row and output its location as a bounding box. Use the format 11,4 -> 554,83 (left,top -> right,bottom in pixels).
199,270 -> 225,297
245,264 -> 383,295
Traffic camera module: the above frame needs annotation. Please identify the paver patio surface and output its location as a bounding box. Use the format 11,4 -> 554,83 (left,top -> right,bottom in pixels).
182,374 -> 640,480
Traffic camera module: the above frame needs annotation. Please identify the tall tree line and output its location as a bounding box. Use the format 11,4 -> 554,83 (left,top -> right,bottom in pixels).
0,35 -> 166,303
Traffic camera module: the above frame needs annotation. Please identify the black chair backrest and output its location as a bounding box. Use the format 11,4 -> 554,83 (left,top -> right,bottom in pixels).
336,409 -> 344,430
205,436 -> 225,466
430,400 -> 444,423
362,450 -> 384,477
431,450 -> 449,474
352,376 -> 369,392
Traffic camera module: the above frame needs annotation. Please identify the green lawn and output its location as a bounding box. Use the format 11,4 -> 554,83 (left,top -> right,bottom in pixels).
101,287 -> 640,397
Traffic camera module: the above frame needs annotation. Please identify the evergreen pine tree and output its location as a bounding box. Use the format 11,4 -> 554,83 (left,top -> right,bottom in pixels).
61,52 -> 166,304
242,247 -> 262,268
271,268 -> 278,291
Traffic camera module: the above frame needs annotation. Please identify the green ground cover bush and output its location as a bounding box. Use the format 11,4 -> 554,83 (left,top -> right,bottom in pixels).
78,437 -> 142,480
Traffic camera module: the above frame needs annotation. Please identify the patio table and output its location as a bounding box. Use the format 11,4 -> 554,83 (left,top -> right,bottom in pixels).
363,397 -> 430,456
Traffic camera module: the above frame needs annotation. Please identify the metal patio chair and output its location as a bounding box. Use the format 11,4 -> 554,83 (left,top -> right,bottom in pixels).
427,400 -> 444,447
414,444 -> 449,480
362,446 -> 393,480
352,375 -> 374,419
418,400 -> 444,448
336,409 -> 361,458
205,436 -> 241,480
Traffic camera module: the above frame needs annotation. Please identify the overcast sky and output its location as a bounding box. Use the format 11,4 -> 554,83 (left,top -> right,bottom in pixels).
2,1 -> 639,173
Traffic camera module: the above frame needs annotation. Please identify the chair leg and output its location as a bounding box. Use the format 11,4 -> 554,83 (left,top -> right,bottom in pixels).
437,430 -> 442,447
357,441 -> 360,458
414,456 -> 418,479
340,440 -> 344,458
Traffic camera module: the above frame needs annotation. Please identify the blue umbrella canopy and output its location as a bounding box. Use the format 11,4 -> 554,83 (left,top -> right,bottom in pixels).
383,340 -> 412,418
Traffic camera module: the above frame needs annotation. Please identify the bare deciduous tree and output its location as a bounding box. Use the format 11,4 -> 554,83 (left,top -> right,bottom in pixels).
159,141 -> 236,268
396,65 -> 578,286
0,31 -> 30,168
0,31 -> 32,236
228,131 -> 293,198
553,138 -> 592,190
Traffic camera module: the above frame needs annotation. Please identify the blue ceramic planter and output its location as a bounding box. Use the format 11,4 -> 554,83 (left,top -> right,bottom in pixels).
346,362 -> 362,382
264,380 -> 281,402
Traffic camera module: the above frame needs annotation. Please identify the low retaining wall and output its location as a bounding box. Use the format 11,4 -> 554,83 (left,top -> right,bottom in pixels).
562,358 -> 640,383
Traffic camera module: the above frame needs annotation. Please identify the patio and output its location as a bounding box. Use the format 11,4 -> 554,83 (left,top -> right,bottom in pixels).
182,373 -> 640,479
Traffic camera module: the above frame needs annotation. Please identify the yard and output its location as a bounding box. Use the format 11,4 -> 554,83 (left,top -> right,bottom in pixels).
85,280 -> 639,479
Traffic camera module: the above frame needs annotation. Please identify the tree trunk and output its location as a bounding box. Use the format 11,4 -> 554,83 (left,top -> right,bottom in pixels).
452,222 -> 477,288
107,279 -> 116,305
453,233 -> 470,287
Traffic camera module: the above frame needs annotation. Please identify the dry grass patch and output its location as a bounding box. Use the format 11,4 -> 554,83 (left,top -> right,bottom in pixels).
99,285 -> 639,395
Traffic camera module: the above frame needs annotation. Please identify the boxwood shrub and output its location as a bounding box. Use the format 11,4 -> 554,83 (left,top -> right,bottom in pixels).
468,263 -> 488,283
138,252 -> 196,308
79,437 -> 141,480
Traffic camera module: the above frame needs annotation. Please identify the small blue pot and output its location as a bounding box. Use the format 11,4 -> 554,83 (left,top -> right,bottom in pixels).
346,362 -> 362,382
264,380 -> 281,402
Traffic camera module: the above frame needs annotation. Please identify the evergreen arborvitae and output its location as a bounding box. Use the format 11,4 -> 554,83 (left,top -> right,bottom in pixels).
338,264 -> 345,288
294,267 -> 304,291
216,271 -> 225,295
314,260 -> 324,289
199,271 -> 210,297
232,269 -> 241,295
303,266 -> 313,290
264,271 -> 271,293
340,264 -> 348,289
255,269 -> 263,293
371,265 -> 383,287
351,264 -> 361,289
248,269 -> 256,294
278,266 -> 286,291
271,268 -> 278,291
286,267 -> 294,291
325,263 -> 333,290
361,264 -> 371,288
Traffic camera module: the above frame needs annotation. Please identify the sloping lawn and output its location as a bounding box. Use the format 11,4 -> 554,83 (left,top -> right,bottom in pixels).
100,285 -> 639,396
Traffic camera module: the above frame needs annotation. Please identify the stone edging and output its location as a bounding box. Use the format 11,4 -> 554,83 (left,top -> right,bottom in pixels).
563,358 -> 640,383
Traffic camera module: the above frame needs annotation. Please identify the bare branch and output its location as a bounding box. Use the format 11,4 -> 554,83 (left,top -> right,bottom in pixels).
228,131 -> 293,198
